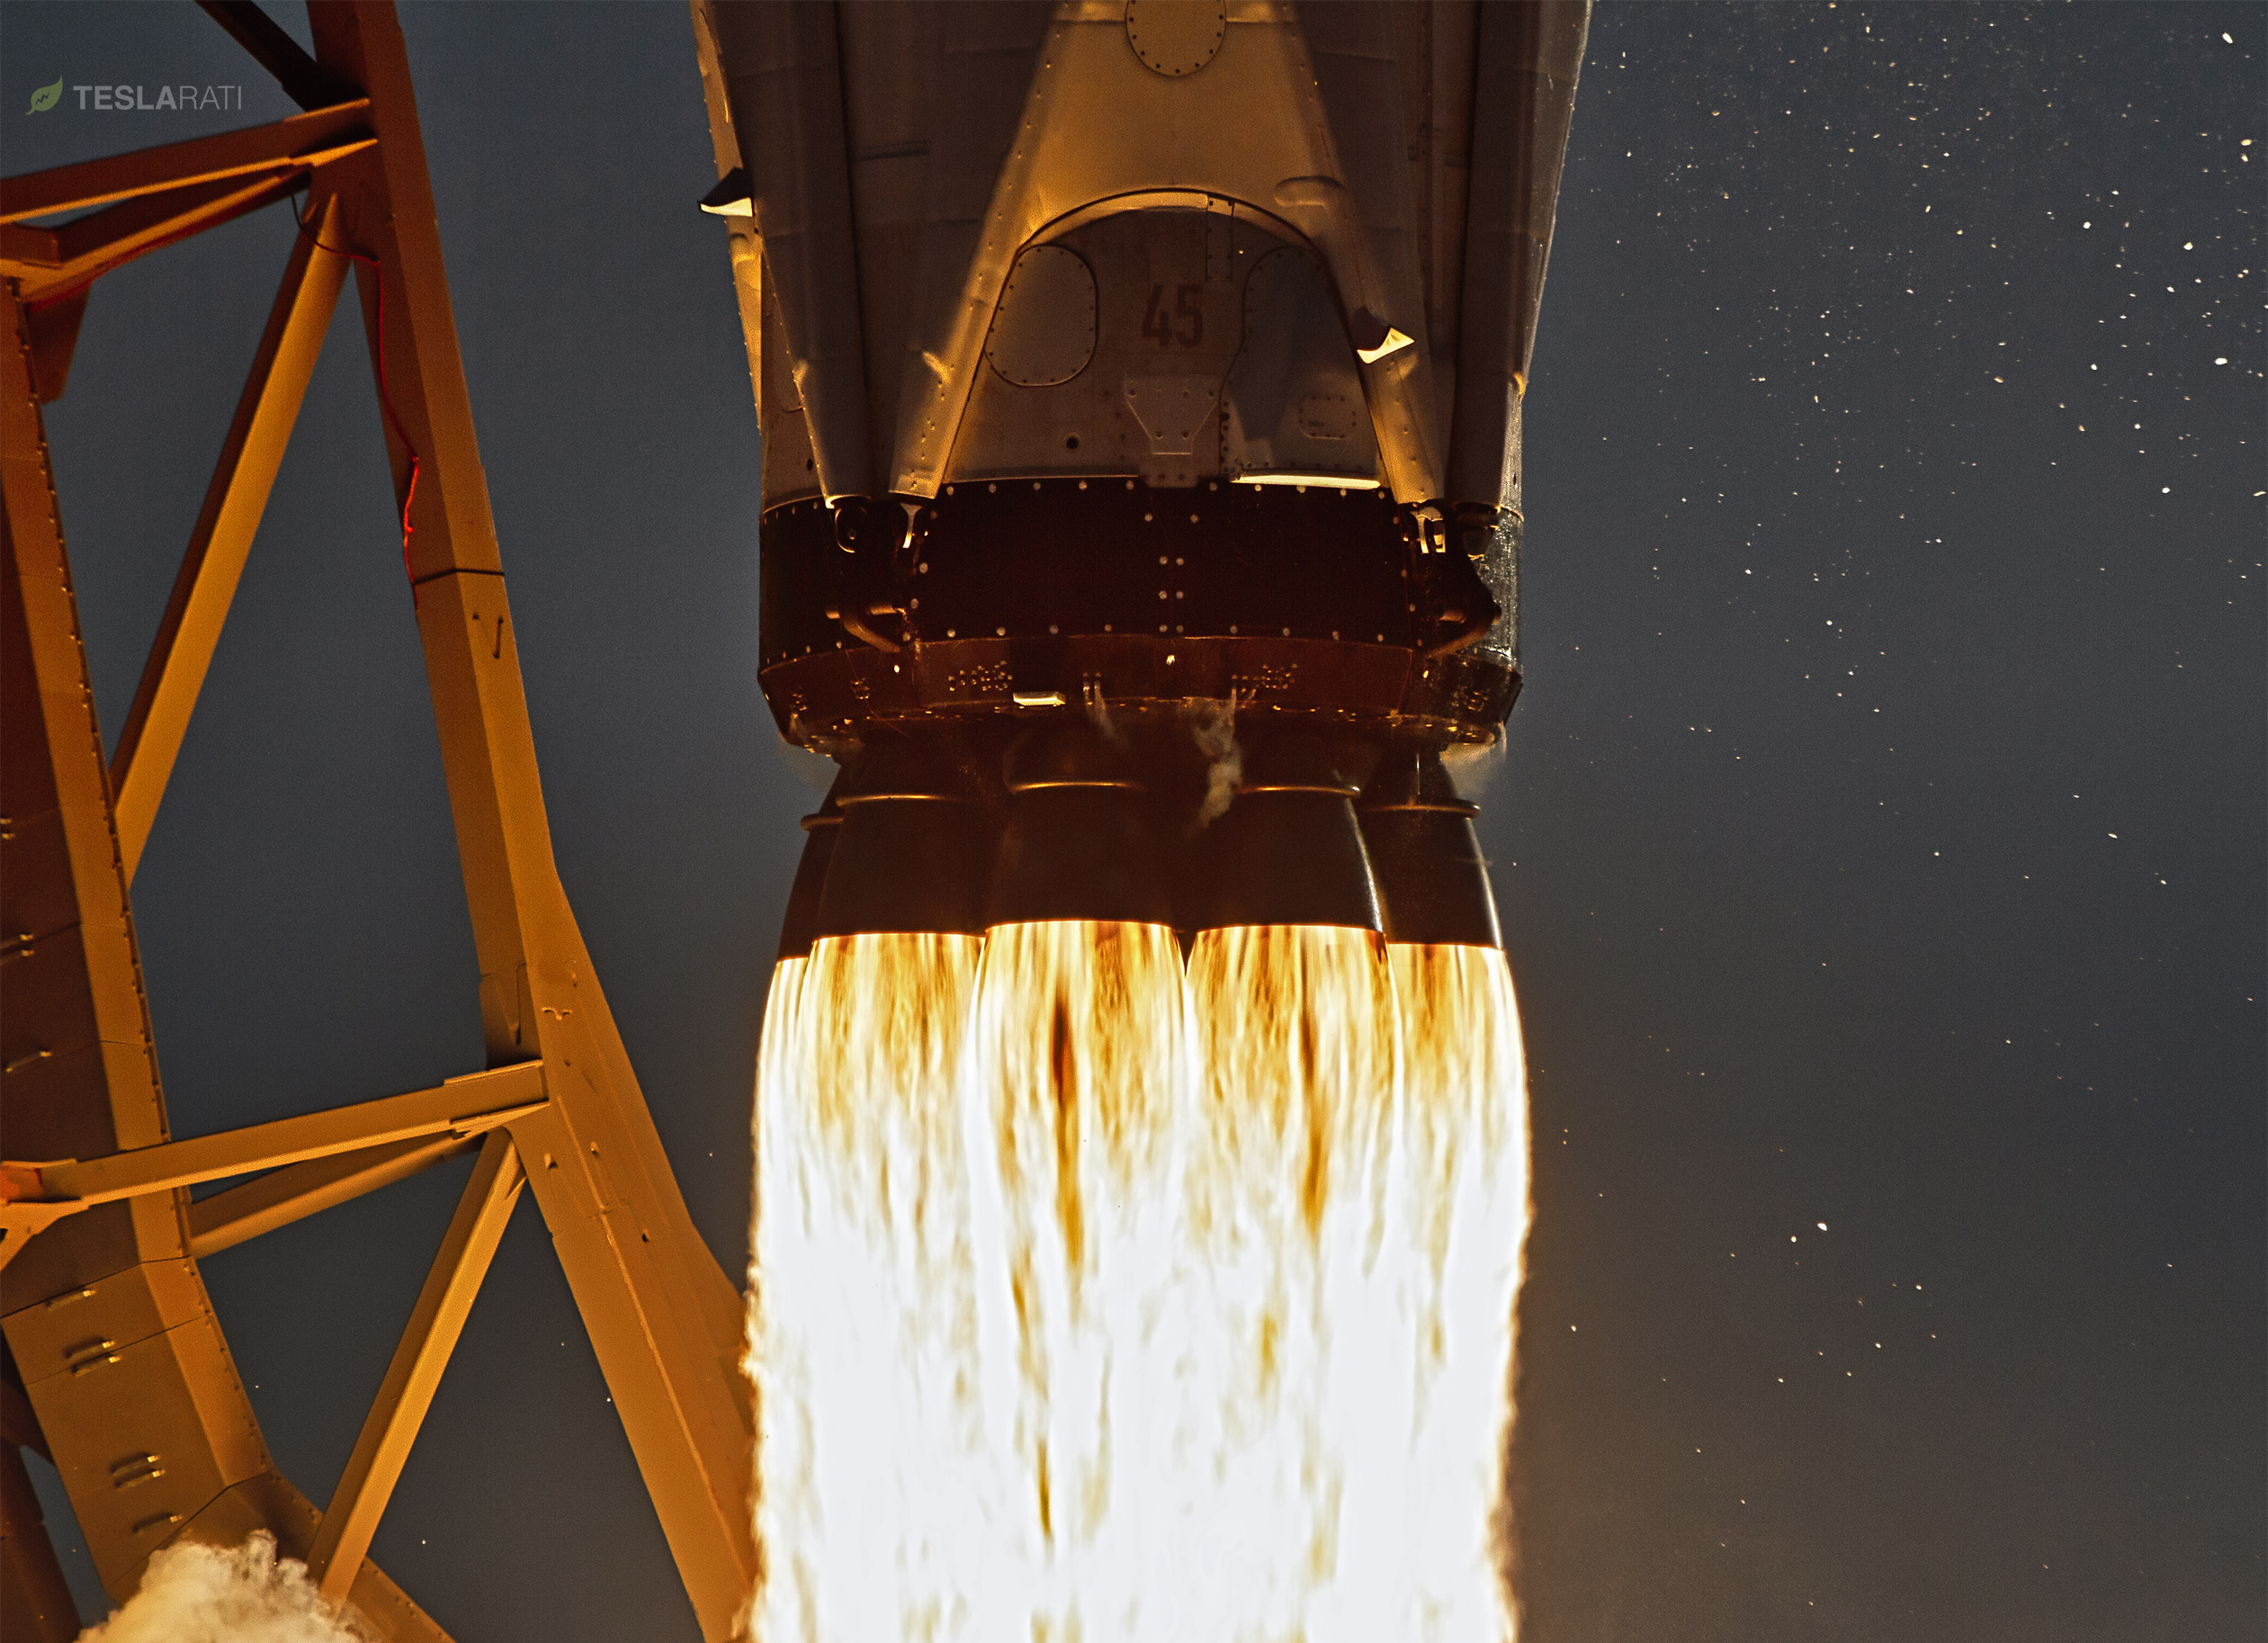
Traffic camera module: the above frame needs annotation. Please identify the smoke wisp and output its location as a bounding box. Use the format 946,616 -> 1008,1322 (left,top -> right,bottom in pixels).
1180,699 -> 1242,830
77,1531 -> 370,1643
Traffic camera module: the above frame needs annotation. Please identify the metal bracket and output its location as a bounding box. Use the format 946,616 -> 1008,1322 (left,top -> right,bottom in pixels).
826,495 -> 928,652
1402,503 -> 1501,657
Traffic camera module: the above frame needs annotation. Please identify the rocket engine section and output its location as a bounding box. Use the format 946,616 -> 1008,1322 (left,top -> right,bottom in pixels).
711,17 -> 1590,1633
694,0 -> 1588,759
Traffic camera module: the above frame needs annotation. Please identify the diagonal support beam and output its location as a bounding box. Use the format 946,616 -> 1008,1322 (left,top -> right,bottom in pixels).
4,172 -> 312,307
110,193 -> 351,881
186,1131 -> 478,1260
306,1128 -> 524,1600
198,0 -> 358,112
1,1060 -> 542,1217
0,101 -> 372,223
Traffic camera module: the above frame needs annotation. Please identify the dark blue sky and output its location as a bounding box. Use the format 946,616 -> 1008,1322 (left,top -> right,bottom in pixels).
4,4 -> 2260,1639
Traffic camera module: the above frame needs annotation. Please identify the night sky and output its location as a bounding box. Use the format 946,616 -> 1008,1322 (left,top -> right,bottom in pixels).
4,4 -> 2260,1639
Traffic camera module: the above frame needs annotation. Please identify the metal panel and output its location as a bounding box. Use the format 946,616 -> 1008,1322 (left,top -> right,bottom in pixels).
946,205 -> 1253,489
1446,0 -> 1588,507
1222,245 -> 1384,486
879,1 -> 1055,496
859,4 -> 1439,499
1395,1 -> 1481,420
758,275 -> 821,506
0,352 -> 167,1170
686,0 -> 766,422
4,1254 -> 208,1382
18,1306 -> 264,1590
1,279 -> 181,1316
707,1 -> 876,499
833,0 -> 945,478
984,244 -> 1098,388
1292,2 -> 1448,499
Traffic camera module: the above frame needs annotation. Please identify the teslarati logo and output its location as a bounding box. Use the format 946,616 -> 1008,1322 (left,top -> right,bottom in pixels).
25,80 -> 244,114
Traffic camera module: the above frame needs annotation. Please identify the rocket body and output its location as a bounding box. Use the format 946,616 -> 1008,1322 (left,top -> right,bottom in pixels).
696,0 -> 1588,761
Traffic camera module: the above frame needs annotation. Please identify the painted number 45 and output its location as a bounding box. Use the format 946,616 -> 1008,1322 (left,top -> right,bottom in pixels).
1142,283 -> 1204,348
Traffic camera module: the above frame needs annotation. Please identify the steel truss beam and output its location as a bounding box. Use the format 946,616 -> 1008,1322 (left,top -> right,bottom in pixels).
1,4 -> 755,1639
308,1130 -> 524,1599
0,171 -> 326,310
185,1132 -> 476,1261
0,102 -> 372,225
0,1061 -> 544,1243
110,193 -> 351,880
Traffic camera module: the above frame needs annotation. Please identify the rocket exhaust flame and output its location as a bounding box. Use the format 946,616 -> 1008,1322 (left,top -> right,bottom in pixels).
751,934 -> 994,1643
749,923 -> 1528,1641
1186,928 -> 1529,1641
966,920 -> 1200,1638
1377,941 -> 1531,1630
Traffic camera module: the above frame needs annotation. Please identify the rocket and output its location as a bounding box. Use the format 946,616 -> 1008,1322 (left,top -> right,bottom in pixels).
692,0 -> 1589,940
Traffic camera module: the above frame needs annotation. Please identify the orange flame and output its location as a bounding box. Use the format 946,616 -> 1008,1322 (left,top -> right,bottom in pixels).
750,925 -> 1528,1642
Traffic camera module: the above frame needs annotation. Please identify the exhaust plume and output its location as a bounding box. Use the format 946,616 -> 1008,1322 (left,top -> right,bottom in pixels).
749,923 -> 1529,1640
748,933 -> 997,1643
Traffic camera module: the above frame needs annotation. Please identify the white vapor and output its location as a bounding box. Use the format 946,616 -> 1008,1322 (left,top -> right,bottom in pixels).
1439,732 -> 1506,801
78,1532 -> 370,1643
1181,697 -> 1242,828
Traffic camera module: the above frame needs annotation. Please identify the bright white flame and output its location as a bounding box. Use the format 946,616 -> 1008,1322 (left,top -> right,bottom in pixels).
1380,940 -> 1531,1638
749,924 -> 1529,1642
1187,929 -> 1528,1642
749,935 -> 999,1643
963,920 -> 1202,1640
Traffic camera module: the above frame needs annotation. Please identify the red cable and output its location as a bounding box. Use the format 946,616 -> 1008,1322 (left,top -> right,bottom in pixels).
294,196 -> 422,607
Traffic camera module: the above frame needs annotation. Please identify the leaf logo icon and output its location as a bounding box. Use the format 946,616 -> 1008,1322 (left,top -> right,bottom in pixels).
27,77 -> 63,115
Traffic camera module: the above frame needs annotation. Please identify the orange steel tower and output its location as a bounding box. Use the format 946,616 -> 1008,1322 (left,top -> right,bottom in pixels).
3,6 -> 750,1639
